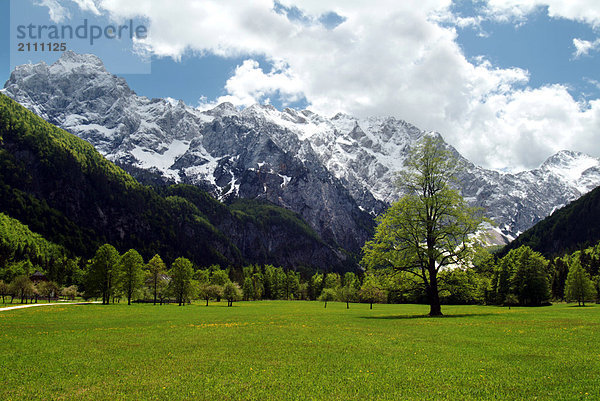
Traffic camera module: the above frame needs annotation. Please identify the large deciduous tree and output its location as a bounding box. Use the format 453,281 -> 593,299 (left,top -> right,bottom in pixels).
118,249 -> 145,305
87,244 -> 120,305
146,254 -> 167,305
565,259 -> 596,306
362,136 -> 484,316
169,257 -> 194,306
37,281 -> 59,302
359,273 -> 386,309
223,282 -> 242,307
198,283 -> 223,306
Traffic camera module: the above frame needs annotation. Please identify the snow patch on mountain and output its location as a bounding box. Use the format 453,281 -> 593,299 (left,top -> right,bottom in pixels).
131,139 -> 191,175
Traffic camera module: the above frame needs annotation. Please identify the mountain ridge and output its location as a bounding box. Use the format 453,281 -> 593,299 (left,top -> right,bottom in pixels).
3,51 -> 600,245
0,92 -> 351,271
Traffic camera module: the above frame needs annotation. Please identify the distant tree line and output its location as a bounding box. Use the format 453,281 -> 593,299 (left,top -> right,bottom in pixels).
2,237 -> 598,308
79,243 -> 386,308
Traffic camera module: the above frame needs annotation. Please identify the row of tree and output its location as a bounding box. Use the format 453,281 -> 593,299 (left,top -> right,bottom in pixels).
5,238 -> 598,309
0,276 -> 77,304
83,244 -> 387,307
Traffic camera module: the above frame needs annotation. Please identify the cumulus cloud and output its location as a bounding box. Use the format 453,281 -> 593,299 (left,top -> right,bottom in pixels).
215,59 -> 305,107
485,0 -> 600,27
58,0 -> 600,171
573,38 -> 600,58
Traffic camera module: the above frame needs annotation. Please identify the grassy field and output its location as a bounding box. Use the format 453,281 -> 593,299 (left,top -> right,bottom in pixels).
0,301 -> 598,400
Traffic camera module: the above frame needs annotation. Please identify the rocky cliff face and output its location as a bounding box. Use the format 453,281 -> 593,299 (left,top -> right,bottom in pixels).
4,51 -> 600,247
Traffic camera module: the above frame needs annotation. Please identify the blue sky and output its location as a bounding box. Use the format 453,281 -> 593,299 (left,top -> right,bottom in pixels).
0,0 -> 599,171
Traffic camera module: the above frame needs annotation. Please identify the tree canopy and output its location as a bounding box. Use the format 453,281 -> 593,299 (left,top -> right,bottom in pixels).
565,259 -> 596,306
169,257 -> 195,306
86,244 -> 120,305
118,249 -> 145,305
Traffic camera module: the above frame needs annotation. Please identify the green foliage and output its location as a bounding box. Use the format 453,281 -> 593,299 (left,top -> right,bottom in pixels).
169,257 -> 195,306
0,212 -> 71,283
493,246 -> 550,306
86,244 -> 120,304
117,249 -> 145,305
565,259 -> 596,306
337,283 -> 358,309
210,269 -> 231,287
0,279 -> 10,302
10,275 -> 35,303
358,273 -> 386,309
61,285 -> 78,300
198,283 -> 223,306
145,254 -> 167,305
323,272 -> 341,290
242,277 -> 254,301
222,282 -> 242,306
308,272 -> 323,300
36,281 -> 60,301
319,287 -> 337,308
230,198 -> 322,243
438,269 -> 481,305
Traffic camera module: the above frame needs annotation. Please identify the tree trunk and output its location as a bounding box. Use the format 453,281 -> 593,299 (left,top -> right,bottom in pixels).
324,301 -> 327,308
428,273 -> 443,316
206,298 -> 209,306
370,302 -> 373,310
346,301 -> 349,309
153,279 -> 157,306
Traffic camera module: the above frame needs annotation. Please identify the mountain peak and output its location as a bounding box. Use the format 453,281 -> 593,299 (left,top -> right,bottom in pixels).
58,50 -> 103,64
51,51 -> 107,73
206,102 -> 238,117
540,149 -> 600,192
541,149 -> 596,169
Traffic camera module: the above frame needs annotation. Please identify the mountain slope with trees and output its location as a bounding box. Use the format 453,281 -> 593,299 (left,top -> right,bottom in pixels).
0,93 -> 349,272
502,184 -> 600,257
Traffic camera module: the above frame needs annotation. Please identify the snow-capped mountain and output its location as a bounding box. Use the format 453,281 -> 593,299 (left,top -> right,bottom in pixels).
4,51 -> 600,247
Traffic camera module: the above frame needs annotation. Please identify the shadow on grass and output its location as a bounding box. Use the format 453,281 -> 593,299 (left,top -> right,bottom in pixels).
359,313 -> 498,320
567,304 -> 596,308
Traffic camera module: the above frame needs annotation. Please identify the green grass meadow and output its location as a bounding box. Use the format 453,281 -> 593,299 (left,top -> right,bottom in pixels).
1,301 -> 599,400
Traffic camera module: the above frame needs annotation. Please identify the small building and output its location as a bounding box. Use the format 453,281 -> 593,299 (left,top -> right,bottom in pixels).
30,271 -> 49,284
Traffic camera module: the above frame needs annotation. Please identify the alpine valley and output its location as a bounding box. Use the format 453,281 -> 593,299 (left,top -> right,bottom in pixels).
3,51 -> 600,257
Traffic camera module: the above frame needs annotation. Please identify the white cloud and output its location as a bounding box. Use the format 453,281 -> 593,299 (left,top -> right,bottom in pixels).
485,0 -> 600,27
34,0 -> 71,23
215,59 -> 305,107
64,0 -> 600,171
573,38 -> 600,58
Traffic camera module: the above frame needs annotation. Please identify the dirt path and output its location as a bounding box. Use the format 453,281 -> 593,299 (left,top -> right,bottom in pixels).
0,301 -> 101,312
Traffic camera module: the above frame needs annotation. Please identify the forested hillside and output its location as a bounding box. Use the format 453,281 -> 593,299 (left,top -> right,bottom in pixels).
502,185 -> 600,257
0,93 -> 350,273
